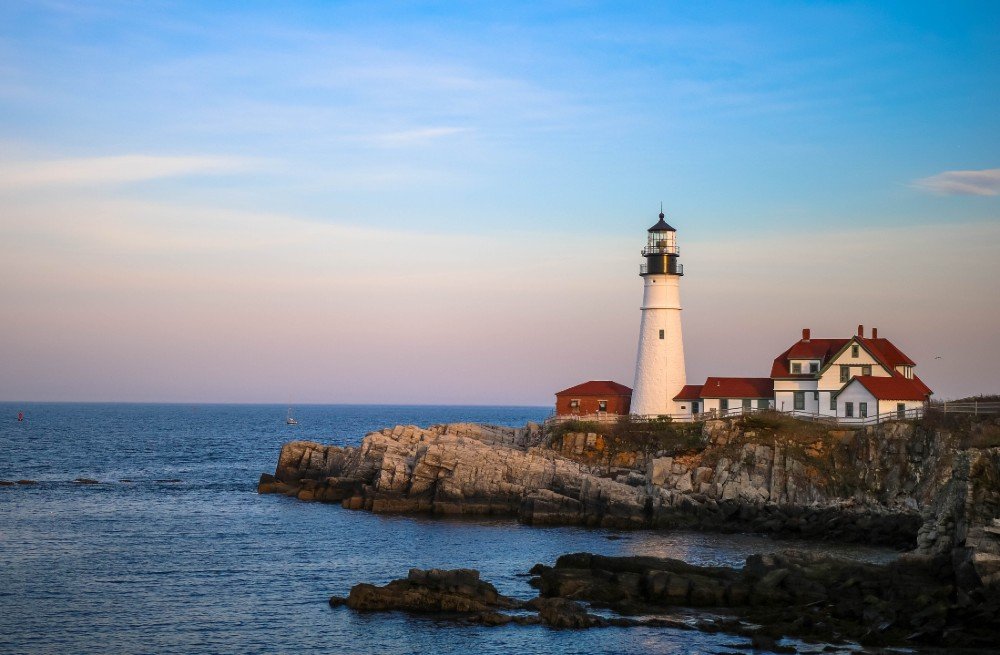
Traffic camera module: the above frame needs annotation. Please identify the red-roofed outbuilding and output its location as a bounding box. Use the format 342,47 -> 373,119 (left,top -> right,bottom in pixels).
555,380 -> 632,417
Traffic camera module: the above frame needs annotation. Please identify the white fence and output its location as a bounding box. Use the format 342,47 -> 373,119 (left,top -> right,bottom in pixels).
546,405 -> 928,427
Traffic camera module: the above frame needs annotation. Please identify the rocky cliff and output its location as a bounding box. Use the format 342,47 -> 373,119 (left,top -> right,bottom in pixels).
260,415 -> 1000,584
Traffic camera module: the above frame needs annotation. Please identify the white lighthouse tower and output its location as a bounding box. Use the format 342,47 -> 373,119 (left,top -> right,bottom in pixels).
631,209 -> 687,416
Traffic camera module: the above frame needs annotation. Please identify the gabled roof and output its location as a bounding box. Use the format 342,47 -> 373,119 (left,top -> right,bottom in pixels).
772,339 -> 847,377
555,380 -> 632,396
673,384 -> 704,401
647,212 -> 676,232
860,337 -> 916,368
772,332 -> 917,379
840,374 -> 933,401
699,377 -> 774,399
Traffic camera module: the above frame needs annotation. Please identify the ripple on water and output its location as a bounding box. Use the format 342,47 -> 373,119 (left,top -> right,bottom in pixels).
0,403 -> 892,655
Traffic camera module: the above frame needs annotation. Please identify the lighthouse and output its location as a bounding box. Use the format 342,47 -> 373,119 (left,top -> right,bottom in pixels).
630,209 -> 687,416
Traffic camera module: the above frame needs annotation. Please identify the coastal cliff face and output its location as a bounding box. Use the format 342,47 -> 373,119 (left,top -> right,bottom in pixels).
259,416 -> 1000,585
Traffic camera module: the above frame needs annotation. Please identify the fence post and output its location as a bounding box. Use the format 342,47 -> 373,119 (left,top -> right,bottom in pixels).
975,400 -> 978,416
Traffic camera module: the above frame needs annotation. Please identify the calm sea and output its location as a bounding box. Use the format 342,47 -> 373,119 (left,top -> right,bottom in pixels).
0,403 -> 895,655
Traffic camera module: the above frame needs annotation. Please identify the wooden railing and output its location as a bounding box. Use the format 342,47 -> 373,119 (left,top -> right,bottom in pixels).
928,400 -> 1000,416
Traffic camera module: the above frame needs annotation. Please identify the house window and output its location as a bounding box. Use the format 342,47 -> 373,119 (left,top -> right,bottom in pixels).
851,345 -> 859,358
569,399 -> 580,409
830,394 -> 837,411
720,399 -> 729,411
692,401 -> 700,414
897,403 -> 906,419
862,365 -> 872,376
845,402 -> 854,418
793,392 -> 805,410
597,400 -> 608,412
658,329 -> 664,339
859,402 -> 868,418
757,398 -> 769,410
809,362 -> 819,373
742,398 -> 752,410
840,366 -> 850,383
813,391 -> 819,401
791,362 -> 801,374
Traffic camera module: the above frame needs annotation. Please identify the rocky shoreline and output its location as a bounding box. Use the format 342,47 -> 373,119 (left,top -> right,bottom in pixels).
261,414 -> 1000,649
328,549 -> 999,651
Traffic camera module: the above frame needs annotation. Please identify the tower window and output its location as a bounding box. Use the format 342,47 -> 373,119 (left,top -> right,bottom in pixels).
658,329 -> 664,339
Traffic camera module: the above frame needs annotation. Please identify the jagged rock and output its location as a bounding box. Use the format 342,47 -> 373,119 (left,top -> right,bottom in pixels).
528,597 -> 606,628
261,419 -> 1000,555
332,568 -> 521,614
529,549 -> 997,648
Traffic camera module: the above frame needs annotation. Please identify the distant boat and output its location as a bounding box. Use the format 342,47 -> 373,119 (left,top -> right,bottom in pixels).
17,411 -> 24,422
285,407 -> 298,425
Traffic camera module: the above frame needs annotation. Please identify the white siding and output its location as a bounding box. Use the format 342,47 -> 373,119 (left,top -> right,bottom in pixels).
632,274 -> 686,416
817,339 -> 891,393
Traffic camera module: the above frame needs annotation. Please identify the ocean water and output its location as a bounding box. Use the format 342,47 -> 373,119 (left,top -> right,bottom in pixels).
0,403 -> 897,655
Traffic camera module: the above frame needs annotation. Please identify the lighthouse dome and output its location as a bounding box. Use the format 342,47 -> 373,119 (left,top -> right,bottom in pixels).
648,212 -> 676,232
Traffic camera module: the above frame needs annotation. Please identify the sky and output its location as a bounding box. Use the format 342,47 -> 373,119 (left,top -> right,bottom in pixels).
0,0 -> 998,404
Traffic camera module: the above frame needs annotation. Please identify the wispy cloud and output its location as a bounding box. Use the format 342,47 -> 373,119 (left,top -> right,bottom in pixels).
367,126 -> 472,147
0,154 -> 258,189
913,168 -> 1000,196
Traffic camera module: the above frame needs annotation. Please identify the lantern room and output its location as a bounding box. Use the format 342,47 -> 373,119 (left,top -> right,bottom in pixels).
640,211 -> 683,276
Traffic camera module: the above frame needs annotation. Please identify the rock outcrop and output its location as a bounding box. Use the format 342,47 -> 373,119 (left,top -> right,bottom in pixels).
329,551 -> 1000,649
528,550 -> 1000,648
260,415 -> 1000,557
260,422 -> 650,528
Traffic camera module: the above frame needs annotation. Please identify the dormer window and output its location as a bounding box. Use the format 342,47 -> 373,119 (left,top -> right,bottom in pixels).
809,362 -> 819,373
791,362 -> 801,374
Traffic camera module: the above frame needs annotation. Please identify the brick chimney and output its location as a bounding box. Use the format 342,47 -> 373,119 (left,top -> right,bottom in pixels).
802,328 -> 811,342
872,327 -> 878,339
857,324 -> 864,337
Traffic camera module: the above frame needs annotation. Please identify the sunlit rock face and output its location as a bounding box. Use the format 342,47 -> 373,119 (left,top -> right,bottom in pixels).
260,418 -> 1000,563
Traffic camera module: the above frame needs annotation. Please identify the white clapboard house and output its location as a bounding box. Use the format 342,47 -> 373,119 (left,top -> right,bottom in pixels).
671,325 -> 932,421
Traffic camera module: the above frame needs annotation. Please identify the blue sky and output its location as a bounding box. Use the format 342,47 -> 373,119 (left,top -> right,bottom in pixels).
1,1 -> 998,403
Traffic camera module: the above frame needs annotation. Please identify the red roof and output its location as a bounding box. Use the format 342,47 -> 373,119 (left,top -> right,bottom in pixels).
699,377 -> 773,398
844,374 -> 932,401
860,337 -> 916,368
555,380 -> 632,397
673,384 -> 704,401
771,333 -> 917,378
